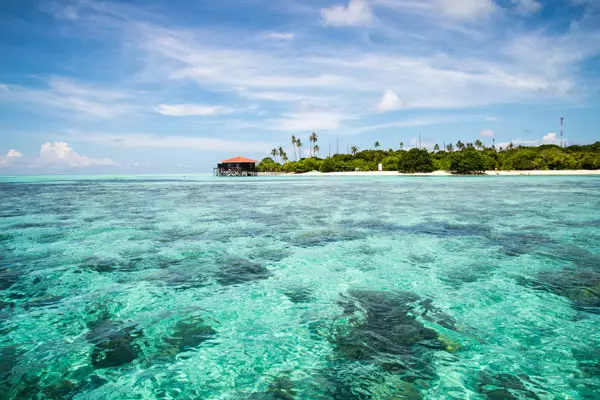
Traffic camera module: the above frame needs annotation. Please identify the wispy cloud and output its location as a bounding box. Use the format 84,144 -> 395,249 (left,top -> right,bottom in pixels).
75,133 -> 274,152
374,0 -> 497,21
263,32 -> 295,40
3,78 -> 135,118
480,129 -> 495,137
156,104 -> 231,116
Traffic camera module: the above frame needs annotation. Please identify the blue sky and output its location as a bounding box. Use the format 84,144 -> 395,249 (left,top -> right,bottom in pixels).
1,0 -> 599,173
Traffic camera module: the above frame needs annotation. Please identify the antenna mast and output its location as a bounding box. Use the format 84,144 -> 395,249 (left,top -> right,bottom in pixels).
560,116 -> 564,148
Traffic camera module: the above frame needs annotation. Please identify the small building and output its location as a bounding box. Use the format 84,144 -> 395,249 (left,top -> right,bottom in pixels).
214,156 -> 258,177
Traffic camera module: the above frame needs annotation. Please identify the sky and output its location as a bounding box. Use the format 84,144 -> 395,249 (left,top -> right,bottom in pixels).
1,0 -> 599,174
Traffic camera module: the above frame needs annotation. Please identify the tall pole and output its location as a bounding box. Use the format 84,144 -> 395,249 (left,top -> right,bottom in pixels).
419,132 -> 422,149
560,116 -> 564,148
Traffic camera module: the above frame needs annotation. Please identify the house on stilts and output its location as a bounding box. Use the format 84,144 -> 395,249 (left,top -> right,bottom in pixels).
213,156 -> 258,177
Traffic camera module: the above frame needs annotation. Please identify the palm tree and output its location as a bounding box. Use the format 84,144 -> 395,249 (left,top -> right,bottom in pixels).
434,144 -> 440,152
350,145 -> 359,155
446,143 -> 453,152
475,139 -> 483,150
466,142 -> 474,149
508,142 -> 514,150
374,141 -> 380,150
313,144 -> 320,156
278,147 -> 285,164
297,139 -> 303,159
456,140 -> 465,151
399,142 -> 404,150
291,135 -> 298,161
309,132 -> 318,157
271,148 -> 278,163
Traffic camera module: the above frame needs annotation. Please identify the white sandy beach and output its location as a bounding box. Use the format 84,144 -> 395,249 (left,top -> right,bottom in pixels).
297,170 -> 600,176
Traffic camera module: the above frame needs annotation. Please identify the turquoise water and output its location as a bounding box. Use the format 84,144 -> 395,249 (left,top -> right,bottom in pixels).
1,175 -> 599,399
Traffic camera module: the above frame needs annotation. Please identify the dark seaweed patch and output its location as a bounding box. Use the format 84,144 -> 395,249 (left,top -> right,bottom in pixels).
332,291 -> 448,377
247,375 -> 296,400
162,315 -> 216,355
0,268 -> 20,290
81,257 -> 118,273
521,269 -> 600,311
291,229 -> 366,247
440,264 -> 496,287
283,286 -> 313,304
23,295 -> 64,310
478,373 -> 541,400
86,321 -> 143,368
215,258 -> 270,286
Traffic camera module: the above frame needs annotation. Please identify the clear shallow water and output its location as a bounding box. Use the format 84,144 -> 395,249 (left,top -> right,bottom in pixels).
1,175 -> 599,399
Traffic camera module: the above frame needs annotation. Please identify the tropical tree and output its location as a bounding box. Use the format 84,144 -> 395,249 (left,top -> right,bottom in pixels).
450,147 -> 485,174
446,143 -> 454,152
350,145 -> 359,155
456,141 -> 465,151
297,139 -> 303,159
309,132 -> 318,157
434,144 -> 440,152
399,142 -> 404,150
271,148 -> 278,163
374,141 -> 381,150
508,142 -> 514,150
291,135 -> 298,160
313,144 -> 320,156
398,148 -> 435,173
475,139 -> 484,150
278,147 -> 287,164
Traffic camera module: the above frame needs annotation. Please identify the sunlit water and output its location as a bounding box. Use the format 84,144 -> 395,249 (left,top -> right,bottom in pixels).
1,175 -> 599,399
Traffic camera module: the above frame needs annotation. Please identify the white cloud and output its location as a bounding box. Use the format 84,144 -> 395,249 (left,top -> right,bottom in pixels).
512,0 -> 542,14
480,129 -> 495,137
264,32 -> 295,40
543,132 -> 559,143
156,104 -> 231,116
6,149 -> 23,157
485,116 -> 501,122
39,142 -> 118,167
321,0 -> 375,27
377,89 -> 404,112
76,134 -> 273,153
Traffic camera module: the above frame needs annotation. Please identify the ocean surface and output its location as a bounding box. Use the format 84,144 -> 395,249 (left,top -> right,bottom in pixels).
1,175 -> 599,399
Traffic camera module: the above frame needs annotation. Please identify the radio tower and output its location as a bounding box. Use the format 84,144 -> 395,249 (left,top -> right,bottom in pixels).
560,116 -> 564,148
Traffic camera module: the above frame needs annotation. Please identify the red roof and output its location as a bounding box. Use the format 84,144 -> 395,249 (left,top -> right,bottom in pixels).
220,156 -> 257,163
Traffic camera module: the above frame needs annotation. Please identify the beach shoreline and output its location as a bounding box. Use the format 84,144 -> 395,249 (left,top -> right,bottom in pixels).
290,170 -> 600,177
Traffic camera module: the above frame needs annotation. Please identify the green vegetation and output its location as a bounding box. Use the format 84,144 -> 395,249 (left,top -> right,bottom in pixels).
259,137 -> 600,174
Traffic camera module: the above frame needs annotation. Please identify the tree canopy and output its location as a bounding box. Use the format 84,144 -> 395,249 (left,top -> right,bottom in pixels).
256,141 -> 600,174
